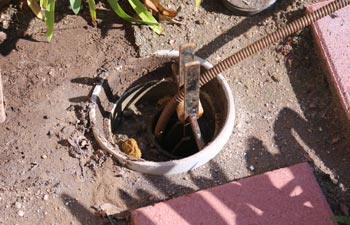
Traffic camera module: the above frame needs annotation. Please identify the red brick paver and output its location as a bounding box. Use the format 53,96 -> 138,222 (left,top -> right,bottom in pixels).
307,1 -> 350,121
131,163 -> 336,225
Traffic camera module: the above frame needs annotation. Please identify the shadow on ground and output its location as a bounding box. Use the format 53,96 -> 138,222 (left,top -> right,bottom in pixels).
0,1 -> 135,56
111,4 -> 349,223
61,1 -> 349,223
61,194 -> 99,225
245,28 -> 350,214
196,0 -> 300,59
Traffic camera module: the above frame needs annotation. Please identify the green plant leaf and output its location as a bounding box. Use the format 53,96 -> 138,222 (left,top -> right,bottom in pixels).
40,0 -> 48,8
127,0 -> 163,34
195,0 -> 201,9
87,0 -> 97,26
69,0 -> 82,15
331,216 -> 350,224
45,0 -> 55,42
107,0 -> 157,25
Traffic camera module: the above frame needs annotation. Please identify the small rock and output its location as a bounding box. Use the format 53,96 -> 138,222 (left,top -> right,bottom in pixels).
339,183 -> 346,192
271,75 -> 280,82
48,69 -> 55,77
168,39 -> 176,46
41,155 -> 47,159
14,202 -> 22,209
43,194 -> 49,201
330,175 -> 338,184
2,20 -> 9,29
248,165 -> 255,171
17,210 -> 25,217
47,130 -> 53,137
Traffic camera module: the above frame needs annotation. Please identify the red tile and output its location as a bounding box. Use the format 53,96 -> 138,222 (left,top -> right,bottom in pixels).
307,1 -> 350,121
131,163 -> 336,225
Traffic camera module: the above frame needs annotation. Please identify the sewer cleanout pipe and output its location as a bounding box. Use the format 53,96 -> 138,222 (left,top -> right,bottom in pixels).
154,0 -> 350,139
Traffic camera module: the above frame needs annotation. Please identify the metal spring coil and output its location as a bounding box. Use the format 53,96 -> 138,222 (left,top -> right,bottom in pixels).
155,0 -> 350,139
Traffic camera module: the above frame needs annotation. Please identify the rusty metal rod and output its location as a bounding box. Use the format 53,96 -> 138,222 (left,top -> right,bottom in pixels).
154,0 -> 350,138
188,116 -> 206,150
184,61 -> 206,150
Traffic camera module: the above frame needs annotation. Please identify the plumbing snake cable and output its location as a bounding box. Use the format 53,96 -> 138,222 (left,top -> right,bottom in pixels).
154,0 -> 350,139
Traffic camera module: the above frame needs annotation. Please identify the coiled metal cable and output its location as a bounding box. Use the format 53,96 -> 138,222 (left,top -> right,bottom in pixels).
154,0 -> 350,139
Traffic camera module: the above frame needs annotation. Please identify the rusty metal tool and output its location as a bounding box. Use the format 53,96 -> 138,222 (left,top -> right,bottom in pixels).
178,43 -> 196,86
154,0 -> 350,139
184,61 -> 205,150
176,44 -> 204,124
162,45 -> 205,151
175,43 -> 196,123
0,70 -> 5,123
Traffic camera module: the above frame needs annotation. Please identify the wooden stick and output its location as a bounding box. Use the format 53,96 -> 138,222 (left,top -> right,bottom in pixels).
0,70 -> 6,123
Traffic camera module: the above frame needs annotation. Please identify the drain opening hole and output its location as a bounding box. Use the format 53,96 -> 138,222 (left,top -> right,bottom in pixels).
152,97 -> 216,159
112,80 -> 217,161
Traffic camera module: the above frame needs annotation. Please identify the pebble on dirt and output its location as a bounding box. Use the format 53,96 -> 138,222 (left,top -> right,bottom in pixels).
14,202 -> 22,209
43,194 -> 49,201
17,210 -> 25,217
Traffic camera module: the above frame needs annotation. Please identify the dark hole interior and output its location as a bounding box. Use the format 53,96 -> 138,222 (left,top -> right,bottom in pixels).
112,81 -> 218,161
152,94 -> 216,159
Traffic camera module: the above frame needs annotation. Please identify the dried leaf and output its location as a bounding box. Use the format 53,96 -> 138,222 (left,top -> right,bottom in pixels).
99,203 -> 123,216
143,0 -> 158,12
27,0 -> 44,20
143,0 -> 177,18
128,0 -> 163,34
158,14 -> 182,24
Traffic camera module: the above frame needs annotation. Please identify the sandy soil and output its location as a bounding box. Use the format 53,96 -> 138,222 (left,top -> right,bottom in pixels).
1,0 -> 349,224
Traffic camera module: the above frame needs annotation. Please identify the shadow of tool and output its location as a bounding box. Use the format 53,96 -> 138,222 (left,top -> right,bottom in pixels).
279,26 -> 350,213
244,28 -> 350,214
61,193 -> 102,225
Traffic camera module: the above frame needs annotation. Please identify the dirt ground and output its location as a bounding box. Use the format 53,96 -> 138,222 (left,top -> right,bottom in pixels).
1,0 -> 350,224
